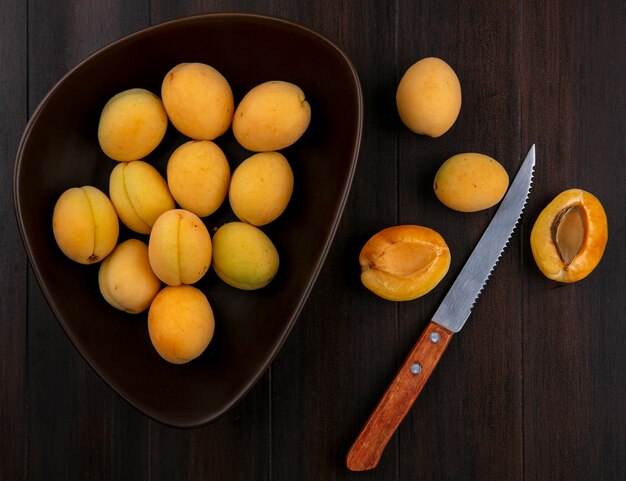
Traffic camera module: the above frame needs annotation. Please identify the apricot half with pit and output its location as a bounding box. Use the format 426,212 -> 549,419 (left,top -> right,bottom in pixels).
530,189 -> 608,283
359,225 -> 451,301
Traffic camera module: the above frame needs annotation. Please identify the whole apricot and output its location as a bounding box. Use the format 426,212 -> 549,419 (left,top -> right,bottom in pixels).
161,62 -> 234,140
359,225 -> 451,301
98,239 -> 161,314
98,88 -> 168,162
166,140 -> 230,217
232,81 -> 311,152
434,153 -> 509,212
109,160 -> 175,234
212,222 -> 279,290
52,186 -> 119,264
148,209 -> 212,286
229,152 -> 294,226
396,57 -> 462,138
148,285 -> 215,364
530,189 -> 608,283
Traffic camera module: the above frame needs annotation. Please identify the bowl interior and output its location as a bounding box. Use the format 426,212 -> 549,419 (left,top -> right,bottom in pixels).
14,13 -> 362,427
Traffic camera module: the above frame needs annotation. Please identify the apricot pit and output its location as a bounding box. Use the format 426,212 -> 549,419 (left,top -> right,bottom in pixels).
359,225 -> 451,301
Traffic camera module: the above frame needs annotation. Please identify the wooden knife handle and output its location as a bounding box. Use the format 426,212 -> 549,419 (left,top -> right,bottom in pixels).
346,321 -> 453,471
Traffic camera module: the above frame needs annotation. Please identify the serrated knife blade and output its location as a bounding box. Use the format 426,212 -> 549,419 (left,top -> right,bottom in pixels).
346,145 -> 536,472
433,144 -> 535,332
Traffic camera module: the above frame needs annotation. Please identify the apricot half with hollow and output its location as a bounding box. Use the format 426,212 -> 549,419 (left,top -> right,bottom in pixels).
530,189 -> 608,283
360,225 -> 451,301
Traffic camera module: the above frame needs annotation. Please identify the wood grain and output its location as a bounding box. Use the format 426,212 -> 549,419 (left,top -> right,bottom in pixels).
1,0 -> 624,479
0,0 -> 27,479
521,1 -> 626,480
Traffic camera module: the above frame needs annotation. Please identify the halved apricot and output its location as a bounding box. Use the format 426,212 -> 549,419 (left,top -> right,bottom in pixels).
530,189 -> 608,283
359,225 -> 451,301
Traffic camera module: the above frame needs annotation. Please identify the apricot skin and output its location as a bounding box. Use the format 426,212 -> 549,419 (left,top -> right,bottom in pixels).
98,239 -> 161,314
52,186 -> 119,264
229,152 -> 294,226
148,285 -> 215,364
434,153 -> 509,212
148,209 -> 212,286
232,81 -> 311,152
161,63 -> 234,140
109,160 -> 175,234
212,222 -> 279,290
98,88 -> 168,162
396,57 -> 462,138
530,189 -> 608,283
166,140 -> 230,217
360,225 -> 451,301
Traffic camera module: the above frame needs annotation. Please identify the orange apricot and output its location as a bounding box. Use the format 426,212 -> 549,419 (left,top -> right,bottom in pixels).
359,225 -> 451,301
530,189 -> 608,283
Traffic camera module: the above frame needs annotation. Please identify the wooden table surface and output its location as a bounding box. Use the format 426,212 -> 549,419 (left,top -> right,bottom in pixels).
2,1 -> 624,480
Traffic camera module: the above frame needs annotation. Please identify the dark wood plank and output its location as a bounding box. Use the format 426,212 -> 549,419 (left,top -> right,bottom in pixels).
395,1 -> 524,480
268,2 -> 401,480
25,2 -> 151,480
521,1 -> 626,480
0,0 -> 28,479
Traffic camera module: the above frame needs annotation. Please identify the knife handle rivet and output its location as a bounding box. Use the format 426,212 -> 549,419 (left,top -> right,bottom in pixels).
429,332 -> 441,343
410,363 -> 422,375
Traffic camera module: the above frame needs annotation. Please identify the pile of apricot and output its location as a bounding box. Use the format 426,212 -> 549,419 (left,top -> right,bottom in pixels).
52,62 -> 311,364
360,56 -> 607,302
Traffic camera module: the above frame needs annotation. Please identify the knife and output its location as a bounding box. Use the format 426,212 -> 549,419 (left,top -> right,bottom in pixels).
346,145 -> 536,471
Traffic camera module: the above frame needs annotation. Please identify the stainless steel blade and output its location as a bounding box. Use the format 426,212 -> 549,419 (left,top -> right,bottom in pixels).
432,145 -> 536,332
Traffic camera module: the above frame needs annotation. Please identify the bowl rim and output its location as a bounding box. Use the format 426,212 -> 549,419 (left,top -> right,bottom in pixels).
13,12 -> 363,428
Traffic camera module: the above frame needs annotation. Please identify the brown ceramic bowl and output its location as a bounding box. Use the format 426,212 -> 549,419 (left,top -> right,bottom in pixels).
13,13 -> 362,428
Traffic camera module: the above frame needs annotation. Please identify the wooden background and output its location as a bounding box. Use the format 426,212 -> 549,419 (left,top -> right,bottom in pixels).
1,0 -> 624,479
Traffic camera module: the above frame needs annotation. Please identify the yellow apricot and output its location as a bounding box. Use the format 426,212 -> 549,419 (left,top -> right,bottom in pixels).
396,57 -> 462,137
530,189 -> 608,283
98,239 -> 161,314
232,81 -> 311,152
434,153 -> 509,212
229,152 -> 294,226
161,62 -> 234,140
148,209 -> 212,286
212,222 -> 279,290
359,225 -> 451,301
166,140 -> 230,217
148,285 -> 215,364
52,186 -> 119,264
98,88 -> 168,162
109,160 -> 175,234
